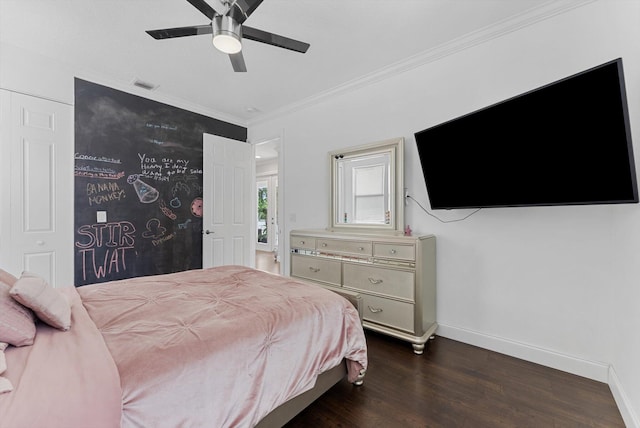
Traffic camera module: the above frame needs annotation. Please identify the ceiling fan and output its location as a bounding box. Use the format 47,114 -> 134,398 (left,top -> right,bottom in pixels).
146,0 -> 310,72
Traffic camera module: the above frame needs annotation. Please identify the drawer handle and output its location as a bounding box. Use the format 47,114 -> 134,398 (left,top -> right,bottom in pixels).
321,243 -> 327,247
368,306 -> 383,314
358,247 -> 364,251
368,278 -> 383,285
309,267 -> 320,273
389,249 -> 397,254
299,240 -> 305,245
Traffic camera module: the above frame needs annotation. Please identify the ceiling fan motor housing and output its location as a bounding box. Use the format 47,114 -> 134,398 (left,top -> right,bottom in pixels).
212,14 -> 243,53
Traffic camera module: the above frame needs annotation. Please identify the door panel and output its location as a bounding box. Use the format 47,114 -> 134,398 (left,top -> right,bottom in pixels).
212,164 -> 225,224
210,238 -> 224,267
232,236 -> 245,264
233,166 -> 246,224
23,138 -> 54,231
202,134 -> 253,268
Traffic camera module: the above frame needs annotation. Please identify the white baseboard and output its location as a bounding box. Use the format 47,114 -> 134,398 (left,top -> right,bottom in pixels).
609,366 -> 640,428
436,323 -> 609,382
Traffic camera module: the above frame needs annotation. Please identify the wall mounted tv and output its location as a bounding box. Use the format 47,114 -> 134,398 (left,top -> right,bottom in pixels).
414,58 -> 638,210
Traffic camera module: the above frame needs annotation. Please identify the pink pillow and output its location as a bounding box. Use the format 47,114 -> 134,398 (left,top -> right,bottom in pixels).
0,281 -> 36,346
10,272 -> 71,331
0,377 -> 12,394
0,342 -> 8,371
0,269 -> 18,287
0,342 -> 12,393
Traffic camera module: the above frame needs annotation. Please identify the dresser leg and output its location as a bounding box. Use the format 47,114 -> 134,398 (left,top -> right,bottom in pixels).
412,343 -> 425,354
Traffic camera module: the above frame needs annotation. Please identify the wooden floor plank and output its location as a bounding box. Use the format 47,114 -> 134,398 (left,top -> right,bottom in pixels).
285,331 -> 624,427
256,250 -> 280,274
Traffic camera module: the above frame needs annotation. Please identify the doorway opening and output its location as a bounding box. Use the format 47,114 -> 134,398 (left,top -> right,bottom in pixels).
254,138 -> 281,274
256,175 -> 278,252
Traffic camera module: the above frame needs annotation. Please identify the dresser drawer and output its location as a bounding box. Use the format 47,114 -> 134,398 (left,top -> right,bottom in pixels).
373,243 -> 415,261
290,235 -> 316,251
316,238 -> 372,256
343,263 -> 414,301
361,294 -> 414,333
291,254 -> 341,286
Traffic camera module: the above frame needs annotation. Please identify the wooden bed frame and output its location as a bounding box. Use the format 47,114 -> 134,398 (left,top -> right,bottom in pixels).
256,287 -> 364,427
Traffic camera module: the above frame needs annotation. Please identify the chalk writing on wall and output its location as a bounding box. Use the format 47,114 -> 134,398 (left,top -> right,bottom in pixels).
75,221 -> 136,282
74,78 -> 246,286
86,182 -> 126,206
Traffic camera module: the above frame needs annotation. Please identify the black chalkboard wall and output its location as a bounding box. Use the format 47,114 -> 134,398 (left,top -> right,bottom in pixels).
74,78 -> 247,286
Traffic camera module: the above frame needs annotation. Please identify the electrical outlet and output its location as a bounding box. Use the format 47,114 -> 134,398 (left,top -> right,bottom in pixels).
96,211 -> 107,223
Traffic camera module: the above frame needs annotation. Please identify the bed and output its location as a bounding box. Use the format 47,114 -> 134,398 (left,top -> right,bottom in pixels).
0,265 -> 368,428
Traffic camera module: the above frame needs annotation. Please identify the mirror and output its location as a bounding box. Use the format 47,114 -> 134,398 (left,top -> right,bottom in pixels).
330,137 -> 404,234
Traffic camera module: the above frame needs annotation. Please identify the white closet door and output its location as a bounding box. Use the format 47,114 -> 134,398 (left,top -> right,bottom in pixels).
0,90 -> 73,287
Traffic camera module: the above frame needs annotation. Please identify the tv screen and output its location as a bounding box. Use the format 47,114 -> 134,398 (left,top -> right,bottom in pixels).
414,58 -> 638,209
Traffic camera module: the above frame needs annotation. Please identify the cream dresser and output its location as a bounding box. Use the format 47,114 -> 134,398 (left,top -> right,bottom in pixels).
290,229 -> 436,354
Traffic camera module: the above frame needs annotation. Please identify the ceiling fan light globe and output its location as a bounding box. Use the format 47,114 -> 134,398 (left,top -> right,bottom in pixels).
213,33 -> 242,54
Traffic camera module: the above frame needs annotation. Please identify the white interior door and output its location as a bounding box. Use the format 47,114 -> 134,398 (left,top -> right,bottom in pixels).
0,90 -> 73,287
202,134 -> 253,268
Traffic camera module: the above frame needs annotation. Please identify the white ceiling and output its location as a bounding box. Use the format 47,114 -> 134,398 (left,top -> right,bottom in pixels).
1,0 -> 556,125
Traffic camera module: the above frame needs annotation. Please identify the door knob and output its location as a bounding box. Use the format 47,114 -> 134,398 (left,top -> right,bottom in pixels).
203,230 -> 214,235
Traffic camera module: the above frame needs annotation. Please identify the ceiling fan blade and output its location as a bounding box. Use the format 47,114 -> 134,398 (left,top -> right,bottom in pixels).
185,0 -> 217,20
242,26 -> 309,53
229,52 -> 247,72
229,0 -> 265,24
146,24 -> 212,39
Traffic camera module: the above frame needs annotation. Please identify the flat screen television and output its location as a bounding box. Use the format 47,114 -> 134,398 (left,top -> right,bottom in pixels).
414,58 -> 638,210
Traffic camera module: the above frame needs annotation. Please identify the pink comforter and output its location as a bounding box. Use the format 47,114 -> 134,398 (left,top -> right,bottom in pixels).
78,266 -> 368,428
0,287 -> 122,428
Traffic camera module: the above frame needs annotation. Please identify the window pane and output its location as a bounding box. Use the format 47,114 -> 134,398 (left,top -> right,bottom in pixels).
355,195 -> 385,223
354,165 -> 384,195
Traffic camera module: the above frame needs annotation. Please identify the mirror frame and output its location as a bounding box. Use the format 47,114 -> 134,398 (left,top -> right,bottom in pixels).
329,137 -> 404,234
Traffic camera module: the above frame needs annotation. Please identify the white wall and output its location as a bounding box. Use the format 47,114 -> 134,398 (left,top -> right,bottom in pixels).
249,1 -> 640,425
256,158 -> 278,177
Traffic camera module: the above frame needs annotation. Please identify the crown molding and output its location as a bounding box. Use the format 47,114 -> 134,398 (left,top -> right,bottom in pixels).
248,0 -> 597,127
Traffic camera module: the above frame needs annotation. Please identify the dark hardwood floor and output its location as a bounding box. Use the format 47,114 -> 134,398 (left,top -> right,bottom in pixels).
285,331 -> 624,428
